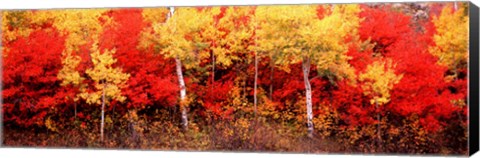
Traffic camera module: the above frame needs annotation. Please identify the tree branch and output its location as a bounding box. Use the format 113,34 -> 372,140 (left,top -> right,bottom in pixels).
309,75 -> 322,82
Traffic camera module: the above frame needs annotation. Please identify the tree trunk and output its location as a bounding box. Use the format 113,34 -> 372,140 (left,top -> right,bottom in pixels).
101,82 -> 106,142
175,57 -> 188,130
112,102 -> 116,130
74,102 -> 77,120
269,58 -> 274,100
167,7 -> 188,130
211,51 -> 215,110
376,99 -> 382,153
212,51 -> 215,89
302,57 -> 314,138
253,52 -> 258,117
253,54 -> 259,149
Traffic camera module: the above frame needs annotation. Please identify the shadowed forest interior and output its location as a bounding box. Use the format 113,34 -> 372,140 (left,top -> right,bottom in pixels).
0,2 -> 470,155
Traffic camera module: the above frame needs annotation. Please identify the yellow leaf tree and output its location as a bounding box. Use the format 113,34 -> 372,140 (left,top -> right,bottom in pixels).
1,11 -> 33,46
256,4 -> 360,137
54,9 -> 108,83
359,60 -> 403,106
52,9 -> 109,118
78,43 -> 130,141
358,59 -> 403,150
205,6 -> 258,115
151,7 -> 213,130
207,6 -> 255,68
1,10 -> 105,121
138,8 -> 169,50
1,10 -> 53,55
429,4 -> 468,80
47,10 -> 128,140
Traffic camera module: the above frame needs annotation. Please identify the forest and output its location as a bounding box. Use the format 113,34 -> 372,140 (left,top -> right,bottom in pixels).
0,2 -> 470,155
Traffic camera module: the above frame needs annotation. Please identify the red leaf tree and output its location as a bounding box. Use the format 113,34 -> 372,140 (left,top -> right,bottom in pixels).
3,27 -> 66,127
99,9 -> 179,113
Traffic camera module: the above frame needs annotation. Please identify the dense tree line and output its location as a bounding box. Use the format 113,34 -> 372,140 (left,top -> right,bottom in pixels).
1,2 -> 469,154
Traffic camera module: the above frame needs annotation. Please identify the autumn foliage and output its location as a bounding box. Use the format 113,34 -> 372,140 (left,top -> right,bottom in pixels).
1,2 -> 470,155
3,27 -> 66,127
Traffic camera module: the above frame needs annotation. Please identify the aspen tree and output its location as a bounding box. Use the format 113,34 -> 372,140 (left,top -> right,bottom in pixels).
430,4 -> 468,80
78,43 -> 130,141
359,60 -> 403,151
206,6 -> 257,115
256,4 -> 360,137
53,10 -> 109,119
151,7 -> 212,130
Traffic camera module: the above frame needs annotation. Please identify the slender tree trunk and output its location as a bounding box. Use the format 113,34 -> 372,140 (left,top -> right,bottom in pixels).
269,59 -> 274,100
112,102 -> 116,130
376,99 -> 381,153
212,52 -> 215,88
211,52 -> 215,114
243,80 -> 246,100
167,7 -> 188,130
74,102 -> 77,120
253,52 -> 258,117
175,57 -> 188,130
302,57 -> 314,138
101,82 -> 106,142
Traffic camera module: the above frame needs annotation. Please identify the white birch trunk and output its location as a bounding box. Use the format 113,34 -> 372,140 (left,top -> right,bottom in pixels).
167,7 -> 188,130
302,58 -> 314,138
101,83 -> 106,141
176,57 -> 188,130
